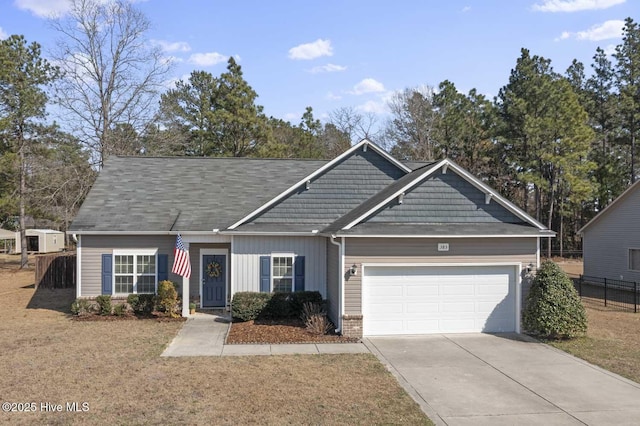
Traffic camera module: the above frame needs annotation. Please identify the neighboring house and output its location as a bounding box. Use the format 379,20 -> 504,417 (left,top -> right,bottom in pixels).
69,139 -> 553,338
14,229 -> 65,254
579,181 -> 640,283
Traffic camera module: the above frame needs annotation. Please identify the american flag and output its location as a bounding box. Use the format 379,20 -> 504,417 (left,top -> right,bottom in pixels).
172,234 -> 191,279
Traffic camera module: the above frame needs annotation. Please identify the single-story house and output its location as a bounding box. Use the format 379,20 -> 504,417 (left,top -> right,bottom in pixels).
69,139 -> 553,337
579,180 -> 640,283
14,229 -> 65,254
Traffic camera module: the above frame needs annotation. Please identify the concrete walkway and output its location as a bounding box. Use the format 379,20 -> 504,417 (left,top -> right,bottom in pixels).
161,312 -> 369,357
366,334 -> 640,426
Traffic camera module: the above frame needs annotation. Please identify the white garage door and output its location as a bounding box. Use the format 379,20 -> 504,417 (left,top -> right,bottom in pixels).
362,265 -> 517,336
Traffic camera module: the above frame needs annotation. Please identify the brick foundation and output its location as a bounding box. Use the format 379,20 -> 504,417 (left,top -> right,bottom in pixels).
341,314 -> 363,338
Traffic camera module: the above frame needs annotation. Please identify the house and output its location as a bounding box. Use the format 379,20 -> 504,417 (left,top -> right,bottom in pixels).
14,229 -> 65,254
69,139 -> 553,338
579,180 -> 640,283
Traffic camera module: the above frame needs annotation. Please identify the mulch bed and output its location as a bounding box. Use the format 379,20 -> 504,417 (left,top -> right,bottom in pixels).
226,318 -> 359,344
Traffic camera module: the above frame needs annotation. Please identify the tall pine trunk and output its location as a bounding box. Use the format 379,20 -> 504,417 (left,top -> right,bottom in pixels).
19,144 -> 28,269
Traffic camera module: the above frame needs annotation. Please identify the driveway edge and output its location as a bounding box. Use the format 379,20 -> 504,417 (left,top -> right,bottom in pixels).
363,338 -> 445,426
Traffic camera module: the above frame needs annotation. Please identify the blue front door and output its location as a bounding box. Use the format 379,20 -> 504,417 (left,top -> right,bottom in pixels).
202,254 -> 226,307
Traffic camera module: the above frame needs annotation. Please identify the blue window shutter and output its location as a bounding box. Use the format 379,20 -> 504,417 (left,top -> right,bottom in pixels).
158,254 -> 168,282
101,254 -> 113,295
259,256 -> 270,292
294,256 -> 305,292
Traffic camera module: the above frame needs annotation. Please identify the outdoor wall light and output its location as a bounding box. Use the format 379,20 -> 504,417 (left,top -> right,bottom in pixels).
350,264 -> 358,275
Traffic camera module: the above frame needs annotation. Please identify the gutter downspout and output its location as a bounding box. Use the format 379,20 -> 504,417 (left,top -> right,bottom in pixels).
329,235 -> 343,334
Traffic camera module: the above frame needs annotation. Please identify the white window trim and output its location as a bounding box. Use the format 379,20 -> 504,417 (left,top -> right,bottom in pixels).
271,253 -> 295,293
112,249 -> 158,296
629,248 -> 640,272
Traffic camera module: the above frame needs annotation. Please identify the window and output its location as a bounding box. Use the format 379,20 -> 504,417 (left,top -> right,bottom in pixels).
114,251 -> 157,294
629,249 -> 640,271
272,256 -> 293,292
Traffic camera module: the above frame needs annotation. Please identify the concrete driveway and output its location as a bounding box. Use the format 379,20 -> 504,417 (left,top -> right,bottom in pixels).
366,334 -> 640,426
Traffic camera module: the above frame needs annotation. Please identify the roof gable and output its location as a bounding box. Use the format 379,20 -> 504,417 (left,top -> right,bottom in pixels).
228,139 -> 409,229
363,168 -> 524,224
579,180 -> 640,234
325,159 -> 547,234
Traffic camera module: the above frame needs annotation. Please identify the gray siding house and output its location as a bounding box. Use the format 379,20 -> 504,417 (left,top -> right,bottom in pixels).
580,181 -> 640,283
69,139 -> 553,338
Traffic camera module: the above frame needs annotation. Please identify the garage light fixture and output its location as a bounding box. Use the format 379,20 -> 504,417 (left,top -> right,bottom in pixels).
350,264 -> 357,275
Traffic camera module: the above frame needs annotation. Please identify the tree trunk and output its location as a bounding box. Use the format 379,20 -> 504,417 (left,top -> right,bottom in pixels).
19,146 -> 28,269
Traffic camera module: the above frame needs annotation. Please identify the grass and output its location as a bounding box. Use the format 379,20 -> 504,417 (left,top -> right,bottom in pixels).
0,257 -> 431,425
546,304 -> 640,384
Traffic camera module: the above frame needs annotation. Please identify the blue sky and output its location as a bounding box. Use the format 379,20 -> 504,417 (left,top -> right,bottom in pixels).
0,0 -> 636,124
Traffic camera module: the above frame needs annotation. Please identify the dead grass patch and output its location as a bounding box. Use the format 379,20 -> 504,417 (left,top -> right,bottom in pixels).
546,305 -> 640,383
0,264 -> 430,425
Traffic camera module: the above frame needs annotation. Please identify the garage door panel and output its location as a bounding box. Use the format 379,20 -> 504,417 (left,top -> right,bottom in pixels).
406,302 -> 440,313
406,284 -> 439,297
363,265 -> 517,335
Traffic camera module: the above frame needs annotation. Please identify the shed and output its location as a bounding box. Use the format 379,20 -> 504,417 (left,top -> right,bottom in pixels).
14,229 -> 65,254
0,228 -> 15,253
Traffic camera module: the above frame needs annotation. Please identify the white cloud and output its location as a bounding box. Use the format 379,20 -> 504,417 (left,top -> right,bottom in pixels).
0,27 -> 7,40
152,39 -> 191,53
326,91 -> 342,101
284,112 -> 299,121
532,0 -> 625,12
349,78 -> 385,95
188,52 -> 228,67
14,0 -> 71,17
163,73 -> 191,89
308,63 -> 347,74
356,100 -> 387,115
557,20 -> 624,41
288,39 -> 333,60
462,6 -> 471,12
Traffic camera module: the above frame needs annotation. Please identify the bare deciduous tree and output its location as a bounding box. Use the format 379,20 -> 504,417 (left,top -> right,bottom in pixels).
51,0 -> 172,167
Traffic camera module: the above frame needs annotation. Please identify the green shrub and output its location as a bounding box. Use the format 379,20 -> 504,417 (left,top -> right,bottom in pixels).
70,298 -> 91,315
231,292 -> 271,321
113,303 -> 127,317
263,292 -> 293,318
127,294 -> 155,315
95,295 -> 112,316
522,260 -> 587,339
291,291 -> 323,316
157,280 -> 179,318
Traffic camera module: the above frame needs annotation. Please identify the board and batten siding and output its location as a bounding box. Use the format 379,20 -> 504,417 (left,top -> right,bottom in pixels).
325,239 -> 340,325
79,235 -> 177,297
343,237 -> 537,315
233,236 -> 327,296
583,186 -> 640,283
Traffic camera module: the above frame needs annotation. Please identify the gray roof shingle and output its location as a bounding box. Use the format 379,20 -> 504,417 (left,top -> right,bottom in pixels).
69,156 -> 327,232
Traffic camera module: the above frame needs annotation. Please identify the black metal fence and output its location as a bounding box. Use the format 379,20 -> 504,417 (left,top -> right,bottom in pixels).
573,274 -> 640,313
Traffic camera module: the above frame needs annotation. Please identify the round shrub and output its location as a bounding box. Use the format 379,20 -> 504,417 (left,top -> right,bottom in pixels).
231,292 -> 271,321
522,260 -> 587,339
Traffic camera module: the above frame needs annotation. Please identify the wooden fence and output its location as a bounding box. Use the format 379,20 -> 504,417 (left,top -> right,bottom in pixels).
35,252 -> 76,289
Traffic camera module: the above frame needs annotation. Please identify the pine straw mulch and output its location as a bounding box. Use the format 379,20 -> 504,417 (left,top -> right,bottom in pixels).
226,318 -> 359,344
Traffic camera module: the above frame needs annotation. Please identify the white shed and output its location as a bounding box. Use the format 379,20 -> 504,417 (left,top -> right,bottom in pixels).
14,229 -> 65,253
0,228 -> 15,253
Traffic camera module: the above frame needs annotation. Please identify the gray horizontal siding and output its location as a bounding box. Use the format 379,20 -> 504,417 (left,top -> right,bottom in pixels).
79,235 -> 177,297
365,169 -> 522,224
251,148 -> 405,225
233,236 -> 326,296
583,187 -> 640,283
343,237 -> 537,315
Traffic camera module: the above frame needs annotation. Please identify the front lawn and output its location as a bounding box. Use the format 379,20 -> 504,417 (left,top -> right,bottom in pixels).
0,260 -> 430,425
546,304 -> 640,384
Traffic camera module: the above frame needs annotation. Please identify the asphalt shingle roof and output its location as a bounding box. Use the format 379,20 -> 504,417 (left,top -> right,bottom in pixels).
69,156 -> 327,232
